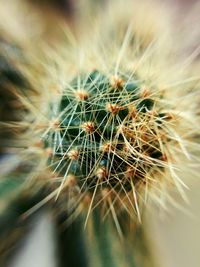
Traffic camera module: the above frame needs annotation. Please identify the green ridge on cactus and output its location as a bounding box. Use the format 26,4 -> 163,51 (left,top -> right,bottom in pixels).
44,70 -> 168,200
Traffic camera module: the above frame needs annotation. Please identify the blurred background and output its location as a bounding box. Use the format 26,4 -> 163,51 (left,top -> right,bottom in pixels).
8,182 -> 200,267
0,0 -> 200,266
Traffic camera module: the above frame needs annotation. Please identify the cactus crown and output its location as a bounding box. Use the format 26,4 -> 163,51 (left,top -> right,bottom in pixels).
41,69 -> 176,221
1,0 -> 198,229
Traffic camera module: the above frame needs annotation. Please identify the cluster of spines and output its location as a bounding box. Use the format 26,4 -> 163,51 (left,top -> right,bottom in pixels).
36,69 -> 175,223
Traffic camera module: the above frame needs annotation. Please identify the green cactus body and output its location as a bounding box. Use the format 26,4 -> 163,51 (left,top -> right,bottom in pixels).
43,69 -> 172,222
0,1 -> 200,267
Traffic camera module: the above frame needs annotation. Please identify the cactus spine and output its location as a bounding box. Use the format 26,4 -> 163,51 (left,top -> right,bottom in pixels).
0,1 -> 200,267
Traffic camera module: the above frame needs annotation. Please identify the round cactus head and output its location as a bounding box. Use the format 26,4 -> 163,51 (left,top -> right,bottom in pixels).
2,0 -> 199,230
42,69 -> 179,222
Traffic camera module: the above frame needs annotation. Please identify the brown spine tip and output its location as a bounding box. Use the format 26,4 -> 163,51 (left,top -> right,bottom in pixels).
45,147 -> 53,157
128,105 -> 137,118
74,89 -> 89,101
64,174 -> 77,187
101,188 -> 114,202
161,154 -> 168,161
82,121 -> 95,133
100,142 -> 115,153
67,148 -> 79,160
106,103 -> 123,115
33,140 -> 44,148
124,166 -> 135,179
110,75 -> 124,89
50,119 -> 60,130
140,87 -> 150,98
96,167 -> 108,180
82,193 -> 92,208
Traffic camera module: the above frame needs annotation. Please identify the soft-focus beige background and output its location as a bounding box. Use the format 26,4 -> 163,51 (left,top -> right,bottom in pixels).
152,180 -> 200,267
3,0 -> 200,266
9,180 -> 200,267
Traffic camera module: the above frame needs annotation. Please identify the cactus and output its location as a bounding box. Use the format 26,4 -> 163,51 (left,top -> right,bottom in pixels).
0,0 -> 200,266
43,69 -> 179,227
